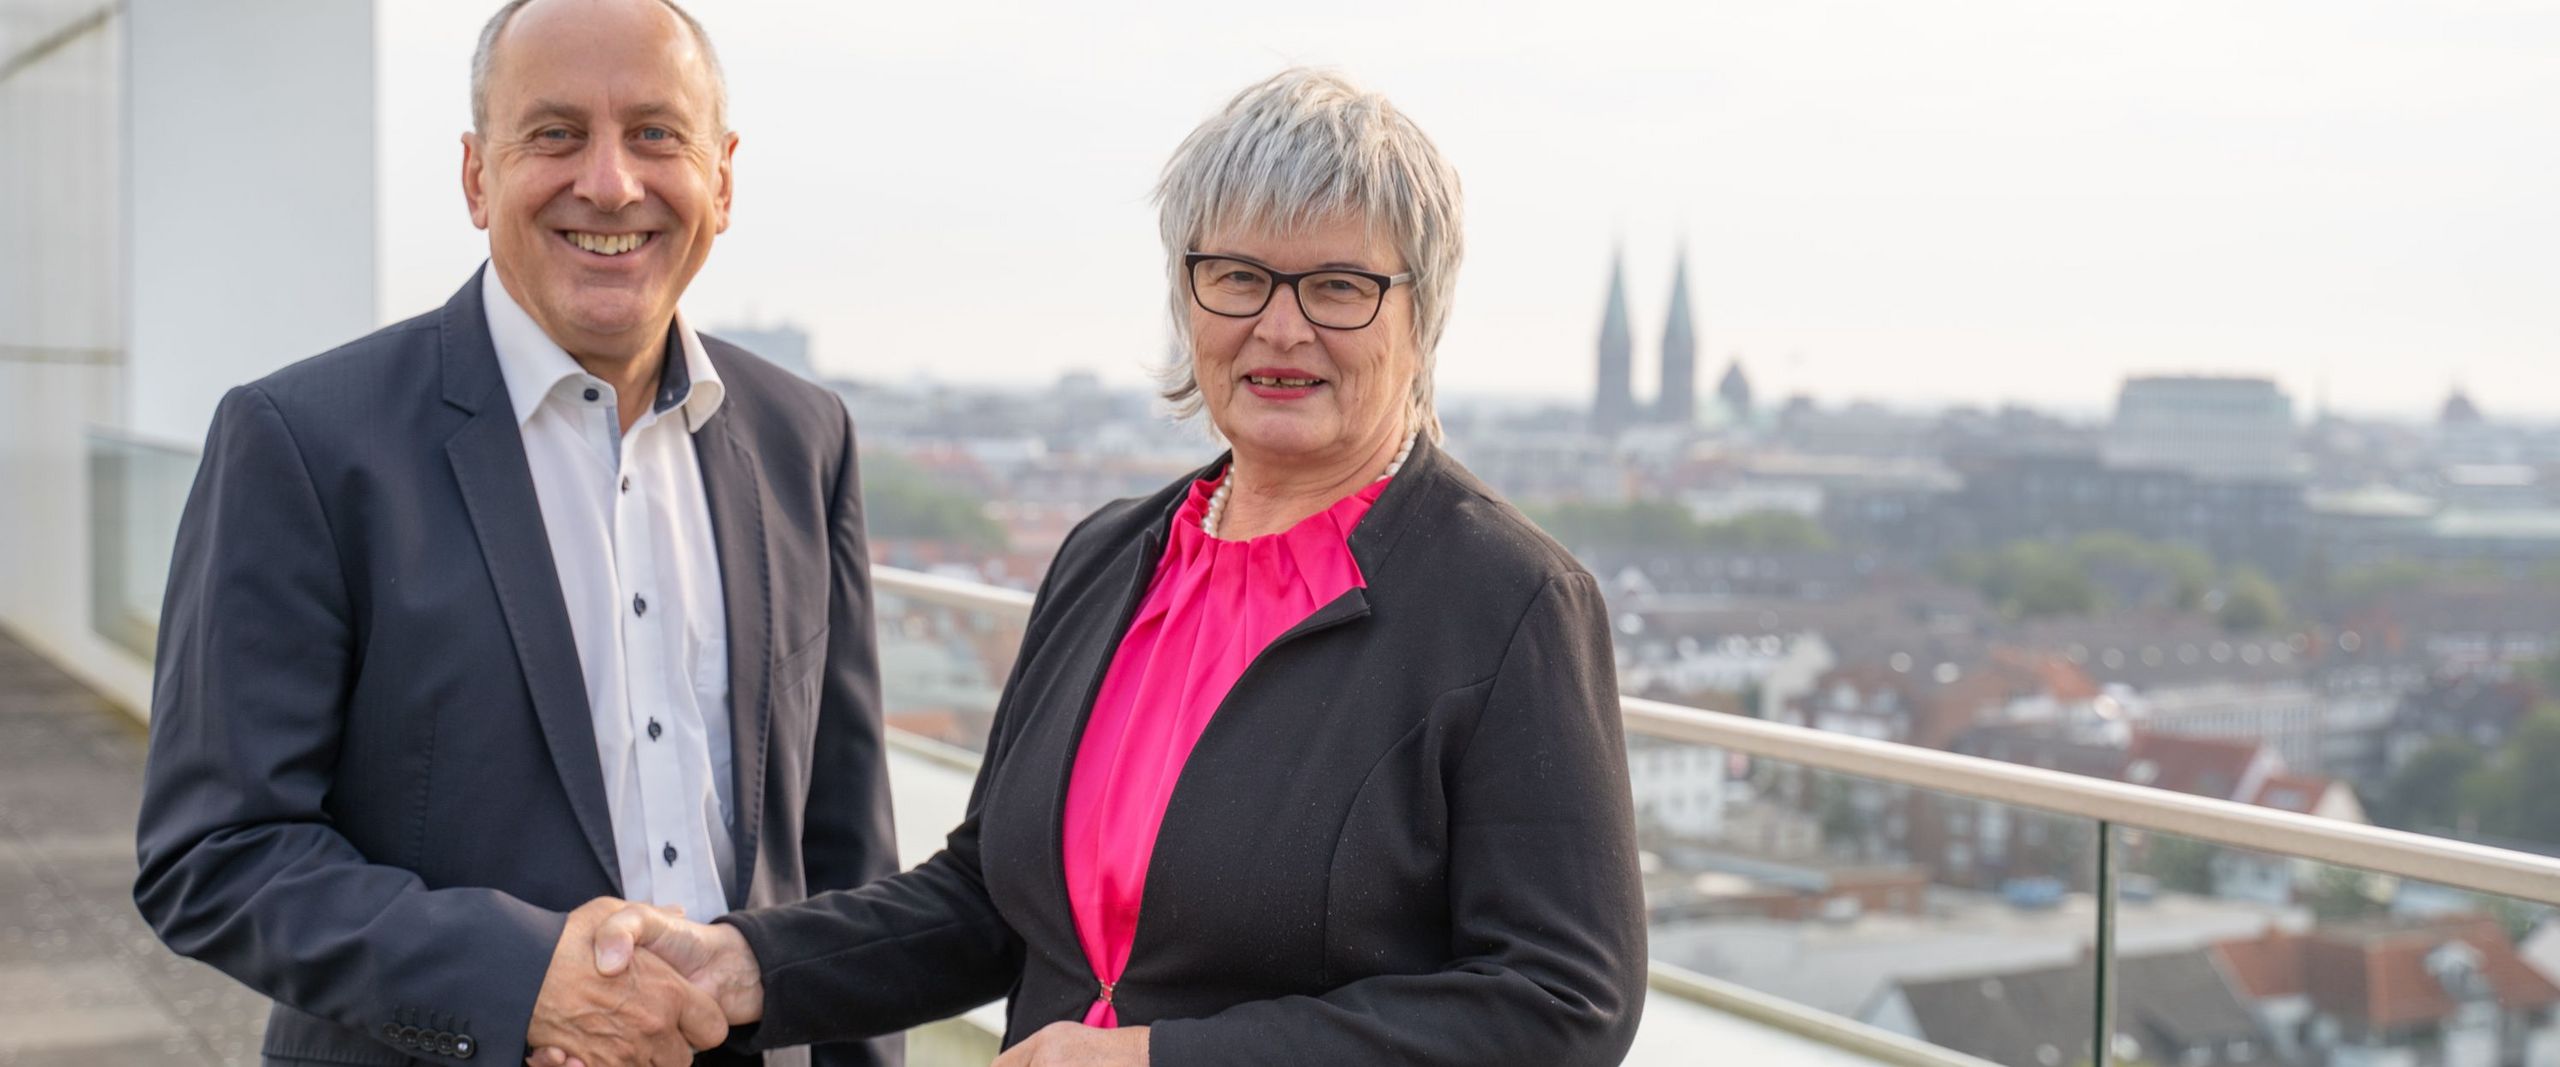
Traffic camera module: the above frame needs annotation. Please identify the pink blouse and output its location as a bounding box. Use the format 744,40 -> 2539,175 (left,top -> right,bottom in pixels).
1058,471 -> 1388,1027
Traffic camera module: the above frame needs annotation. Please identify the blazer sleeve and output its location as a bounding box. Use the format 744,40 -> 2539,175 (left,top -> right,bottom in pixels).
1147,572 -> 1648,1067
133,386 -> 566,1066
713,507 -> 1108,1049
801,399 -> 906,1067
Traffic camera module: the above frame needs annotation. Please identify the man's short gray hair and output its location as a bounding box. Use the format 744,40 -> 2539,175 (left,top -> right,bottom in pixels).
469,0 -> 728,134
1154,68 -> 1464,443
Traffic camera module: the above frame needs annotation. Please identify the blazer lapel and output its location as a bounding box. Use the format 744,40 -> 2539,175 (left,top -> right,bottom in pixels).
436,268 -> 622,892
692,397 -> 772,910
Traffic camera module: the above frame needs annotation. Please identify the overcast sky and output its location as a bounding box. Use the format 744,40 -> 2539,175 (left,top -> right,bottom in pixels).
375,0 -> 2560,420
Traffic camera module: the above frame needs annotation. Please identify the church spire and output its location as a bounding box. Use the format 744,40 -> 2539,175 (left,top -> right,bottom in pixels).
1593,247 -> 1636,429
1655,242 -> 1696,424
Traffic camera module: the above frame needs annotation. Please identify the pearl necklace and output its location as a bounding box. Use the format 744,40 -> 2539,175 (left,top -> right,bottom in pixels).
1202,430 -> 1419,539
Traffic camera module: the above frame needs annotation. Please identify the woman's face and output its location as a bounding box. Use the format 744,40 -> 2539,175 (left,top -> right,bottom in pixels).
1188,213 -> 1419,475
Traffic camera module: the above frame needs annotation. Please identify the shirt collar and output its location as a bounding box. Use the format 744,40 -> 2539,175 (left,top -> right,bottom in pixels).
482,264 -> 727,433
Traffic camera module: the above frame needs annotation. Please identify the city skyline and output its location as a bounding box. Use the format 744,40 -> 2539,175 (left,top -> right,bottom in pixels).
372,1 -> 2558,421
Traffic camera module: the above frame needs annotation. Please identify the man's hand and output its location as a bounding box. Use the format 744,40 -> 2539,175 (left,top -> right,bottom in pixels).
591,903 -> 765,1025
992,1021 -> 1150,1067
523,898 -> 729,1067
526,903 -> 765,1067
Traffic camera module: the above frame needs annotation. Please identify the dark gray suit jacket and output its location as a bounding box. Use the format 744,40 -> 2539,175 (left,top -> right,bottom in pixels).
134,269 -> 901,1067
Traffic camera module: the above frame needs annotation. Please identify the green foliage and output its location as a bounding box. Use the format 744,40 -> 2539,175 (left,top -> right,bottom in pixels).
2378,705 -> 2560,850
1705,511 -> 1834,551
1524,503 -> 1832,553
2216,568 -> 2288,633
2303,864 -> 2391,921
2471,707 -> 2560,844
1944,533 -> 2287,626
859,451 -> 1006,553
2381,738 -> 2487,832
2140,833 -> 2219,895
1948,541 -> 2099,619
2072,532 -> 2214,611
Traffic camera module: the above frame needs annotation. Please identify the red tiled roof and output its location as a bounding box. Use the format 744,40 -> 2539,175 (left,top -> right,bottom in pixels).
2214,930 -> 2308,999
2215,916 -> 2560,1029
2126,732 -> 2266,800
2246,772 -> 2335,815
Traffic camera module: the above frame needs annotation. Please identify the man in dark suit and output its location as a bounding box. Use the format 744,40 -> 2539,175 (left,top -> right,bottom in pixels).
132,2 -> 898,1065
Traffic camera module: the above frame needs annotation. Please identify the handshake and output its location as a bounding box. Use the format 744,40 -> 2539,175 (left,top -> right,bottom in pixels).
520,898 -> 764,1067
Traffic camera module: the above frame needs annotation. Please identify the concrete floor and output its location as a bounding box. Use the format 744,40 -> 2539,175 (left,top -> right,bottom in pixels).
0,626 -> 265,1065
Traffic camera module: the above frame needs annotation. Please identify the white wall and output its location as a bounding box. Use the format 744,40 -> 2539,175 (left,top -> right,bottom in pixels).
125,0 -> 376,444
0,3 -> 149,707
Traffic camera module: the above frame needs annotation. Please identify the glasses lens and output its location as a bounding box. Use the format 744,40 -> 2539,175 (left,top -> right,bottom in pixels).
1190,258 -> 1273,317
1298,272 -> 1385,328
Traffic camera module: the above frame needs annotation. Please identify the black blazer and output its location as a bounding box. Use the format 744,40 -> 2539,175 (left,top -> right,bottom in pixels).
724,438 -> 1646,1065
133,269 -> 899,1067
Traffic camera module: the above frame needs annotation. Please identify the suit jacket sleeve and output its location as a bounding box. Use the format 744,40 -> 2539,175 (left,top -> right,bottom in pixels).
133,386 -> 565,1066
802,398 -> 906,1067
1146,573 -> 1649,1067
714,508 -> 1109,1050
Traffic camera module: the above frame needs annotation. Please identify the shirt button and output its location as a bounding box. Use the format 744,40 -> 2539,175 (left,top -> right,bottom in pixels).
663,843 -> 678,866
582,387 -> 600,402
620,475 -> 631,494
633,595 -> 648,617
647,719 -> 662,741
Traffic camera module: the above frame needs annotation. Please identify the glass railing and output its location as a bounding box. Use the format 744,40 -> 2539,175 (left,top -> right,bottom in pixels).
86,429 -> 198,659
875,565 -> 2560,1067
78,415 -> 2560,1066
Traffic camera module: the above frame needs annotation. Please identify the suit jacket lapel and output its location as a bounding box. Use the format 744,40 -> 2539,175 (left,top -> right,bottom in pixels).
436,267 -> 622,892
693,389 -> 773,911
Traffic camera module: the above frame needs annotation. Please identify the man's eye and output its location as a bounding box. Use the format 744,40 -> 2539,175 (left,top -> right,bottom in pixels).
637,127 -> 672,142
536,128 -> 576,142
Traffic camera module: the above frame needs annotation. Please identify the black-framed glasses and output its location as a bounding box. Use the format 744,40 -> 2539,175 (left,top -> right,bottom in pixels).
1184,253 -> 1412,331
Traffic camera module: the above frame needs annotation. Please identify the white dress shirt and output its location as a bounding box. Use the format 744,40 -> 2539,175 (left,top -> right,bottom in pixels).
483,266 -> 737,921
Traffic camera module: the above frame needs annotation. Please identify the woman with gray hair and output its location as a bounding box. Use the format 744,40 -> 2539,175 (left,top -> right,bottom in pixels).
547,67 -> 1645,1067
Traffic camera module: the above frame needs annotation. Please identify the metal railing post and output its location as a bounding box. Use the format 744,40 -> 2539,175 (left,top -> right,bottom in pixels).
2092,820 -> 2118,1067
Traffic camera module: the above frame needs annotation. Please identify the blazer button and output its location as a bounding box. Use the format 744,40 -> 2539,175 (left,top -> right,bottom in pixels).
454,1034 -> 477,1059
398,1025 -> 419,1046
382,1023 -> 400,1043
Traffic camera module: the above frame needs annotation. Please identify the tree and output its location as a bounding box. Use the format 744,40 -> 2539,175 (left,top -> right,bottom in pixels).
2071,532 -> 2213,611
2380,739 -> 2487,832
1701,511 -> 1833,552
1983,542 -> 2100,618
2216,567 -> 2287,633
1526,500 -> 1706,550
2139,833 -> 2219,896
2302,864 -> 2390,921
2473,706 -> 2560,845
859,452 -> 1007,553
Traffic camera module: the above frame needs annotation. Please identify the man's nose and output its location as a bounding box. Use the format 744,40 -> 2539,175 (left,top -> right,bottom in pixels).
573,136 -> 644,213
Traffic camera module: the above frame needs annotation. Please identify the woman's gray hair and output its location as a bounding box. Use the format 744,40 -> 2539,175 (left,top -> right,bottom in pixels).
1154,68 -> 1463,443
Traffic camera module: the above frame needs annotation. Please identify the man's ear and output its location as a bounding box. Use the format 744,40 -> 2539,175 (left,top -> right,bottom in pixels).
711,131 -> 739,235
462,132 -> 492,231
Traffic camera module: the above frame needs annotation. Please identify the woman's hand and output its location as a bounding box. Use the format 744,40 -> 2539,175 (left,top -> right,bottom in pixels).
991,1021 -> 1149,1067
